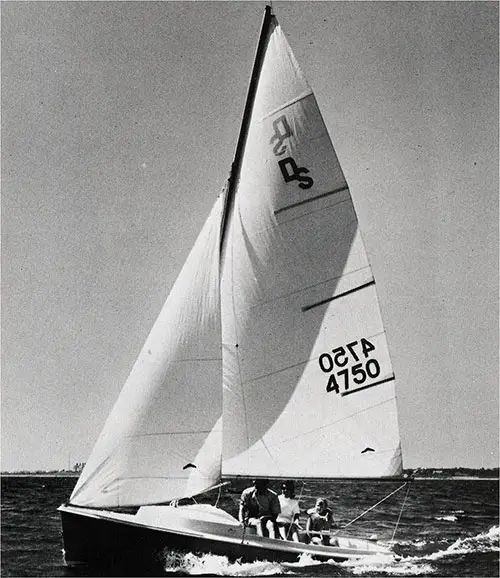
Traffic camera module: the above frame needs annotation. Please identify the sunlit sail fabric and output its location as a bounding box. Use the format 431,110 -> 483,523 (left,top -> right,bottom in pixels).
221,17 -> 402,478
70,196 -> 224,507
70,9 -> 402,511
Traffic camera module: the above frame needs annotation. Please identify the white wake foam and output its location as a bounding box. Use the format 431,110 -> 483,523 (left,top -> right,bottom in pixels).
163,550 -> 336,575
423,525 -> 500,560
163,552 -> 288,575
162,527 -> 499,576
341,553 -> 434,576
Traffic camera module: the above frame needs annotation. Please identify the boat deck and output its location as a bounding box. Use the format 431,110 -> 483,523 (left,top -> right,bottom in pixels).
59,503 -> 392,572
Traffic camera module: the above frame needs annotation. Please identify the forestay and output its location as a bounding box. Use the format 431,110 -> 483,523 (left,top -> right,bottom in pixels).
221,16 -> 402,479
70,196 -> 224,508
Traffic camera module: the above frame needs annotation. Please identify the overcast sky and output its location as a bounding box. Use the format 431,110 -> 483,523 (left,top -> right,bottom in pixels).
2,1 -> 498,472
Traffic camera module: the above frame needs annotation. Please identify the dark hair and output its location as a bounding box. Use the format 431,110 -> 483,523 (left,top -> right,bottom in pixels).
282,480 -> 296,497
316,498 -> 327,508
254,479 -> 269,490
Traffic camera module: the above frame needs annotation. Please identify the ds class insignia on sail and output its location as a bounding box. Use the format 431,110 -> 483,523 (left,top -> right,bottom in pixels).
59,5 -> 406,570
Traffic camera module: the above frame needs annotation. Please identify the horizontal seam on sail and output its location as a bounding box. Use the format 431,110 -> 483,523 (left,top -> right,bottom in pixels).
363,330 -> 386,342
114,475 -> 214,481
341,374 -> 396,397
247,265 -> 373,310
233,445 -> 399,461
241,358 -> 309,385
274,186 -> 349,216
239,340 -> 389,387
170,357 -> 222,362
266,398 -> 398,448
274,197 -> 352,225
302,279 -> 375,312
263,89 -> 314,119
126,430 -> 215,438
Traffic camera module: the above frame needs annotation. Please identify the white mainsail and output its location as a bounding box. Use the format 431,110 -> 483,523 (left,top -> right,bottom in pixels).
70,8 -> 402,510
221,16 -> 402,478
70,196 -> 224,507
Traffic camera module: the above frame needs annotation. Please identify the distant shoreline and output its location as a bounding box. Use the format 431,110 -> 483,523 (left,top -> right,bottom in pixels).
414,476 -> 499,481
1,473 -> 80,477
1,473 -> 498,481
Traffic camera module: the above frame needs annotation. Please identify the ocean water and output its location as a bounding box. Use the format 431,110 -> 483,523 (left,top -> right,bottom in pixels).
1,475 -> 498,577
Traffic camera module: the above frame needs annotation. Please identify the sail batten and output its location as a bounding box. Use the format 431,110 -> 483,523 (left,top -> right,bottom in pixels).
302,279 -> 376,311
128,430 -> 216,438
274,186 -> 350,215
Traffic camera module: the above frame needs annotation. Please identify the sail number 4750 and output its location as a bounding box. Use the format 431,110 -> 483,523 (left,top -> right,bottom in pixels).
319,338 -> 380,394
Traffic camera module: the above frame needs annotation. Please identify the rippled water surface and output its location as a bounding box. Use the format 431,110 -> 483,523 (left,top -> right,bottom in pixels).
1,476 -> 498,576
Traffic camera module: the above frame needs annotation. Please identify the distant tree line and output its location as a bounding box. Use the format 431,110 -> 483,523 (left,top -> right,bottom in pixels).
1,462 -> 86,475
404,467 -> 499,478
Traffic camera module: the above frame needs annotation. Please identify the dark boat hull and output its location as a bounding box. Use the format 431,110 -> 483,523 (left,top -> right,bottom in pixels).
60,506 -> 181,575
59,503 -> 390,575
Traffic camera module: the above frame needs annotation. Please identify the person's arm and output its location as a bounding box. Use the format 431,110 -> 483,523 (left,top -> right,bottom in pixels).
329,511 -> 338,529
293,513 -> 302,530
327,509 -> 334,528
306,514 -> 323,537
292,503 -> 301,526
238,492 -> 248,524
268,492 -> 281,522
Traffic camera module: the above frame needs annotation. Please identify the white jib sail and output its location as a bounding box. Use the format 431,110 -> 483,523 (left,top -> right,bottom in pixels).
221,16 -> 402,479
71,195 -> 224,508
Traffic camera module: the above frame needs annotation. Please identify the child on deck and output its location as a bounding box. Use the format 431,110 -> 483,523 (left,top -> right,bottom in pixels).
305,498 -> 338,546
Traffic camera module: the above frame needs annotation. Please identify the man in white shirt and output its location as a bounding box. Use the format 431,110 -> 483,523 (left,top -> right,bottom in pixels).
276,480 -> 301,541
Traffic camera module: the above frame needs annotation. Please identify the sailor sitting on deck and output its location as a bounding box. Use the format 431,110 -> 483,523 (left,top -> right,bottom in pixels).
305,498 -> 338,546
276,480 -> 301,542
239,479 -> 280,538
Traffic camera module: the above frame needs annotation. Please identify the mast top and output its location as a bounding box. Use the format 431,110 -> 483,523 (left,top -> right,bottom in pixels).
219,1 -> 275,253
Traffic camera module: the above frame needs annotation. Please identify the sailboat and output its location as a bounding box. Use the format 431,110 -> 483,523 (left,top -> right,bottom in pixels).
59,5 -> 404,571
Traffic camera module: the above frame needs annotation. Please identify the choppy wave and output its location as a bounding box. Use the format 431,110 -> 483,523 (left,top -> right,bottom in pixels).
340,525 -> 500,576
423,525 -> 499,560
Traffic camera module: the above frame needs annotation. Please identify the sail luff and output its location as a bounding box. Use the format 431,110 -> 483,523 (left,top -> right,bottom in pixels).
220,6 -> 274,255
